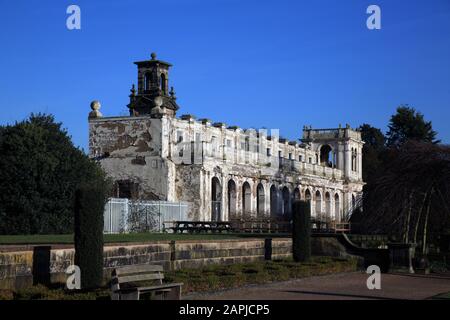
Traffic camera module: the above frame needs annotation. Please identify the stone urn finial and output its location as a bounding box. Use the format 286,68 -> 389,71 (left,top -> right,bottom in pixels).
89,100 -> 103,119
151,52 -> 157,60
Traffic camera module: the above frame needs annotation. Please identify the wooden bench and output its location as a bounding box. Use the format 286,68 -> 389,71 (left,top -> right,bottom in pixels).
169,221 -> 234,234
110,264 -> 183,300
229,219 -> 291,234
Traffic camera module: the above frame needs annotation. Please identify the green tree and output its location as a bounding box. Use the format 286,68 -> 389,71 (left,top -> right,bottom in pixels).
386,105 -> 439,147
359,124 -> 386,182
0,113 -> 109,235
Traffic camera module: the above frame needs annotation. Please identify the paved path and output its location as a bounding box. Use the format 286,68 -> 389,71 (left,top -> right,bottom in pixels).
185,272 -> 450,300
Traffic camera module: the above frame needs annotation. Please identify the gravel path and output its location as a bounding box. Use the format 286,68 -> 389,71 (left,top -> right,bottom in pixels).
185,271 -> 450,300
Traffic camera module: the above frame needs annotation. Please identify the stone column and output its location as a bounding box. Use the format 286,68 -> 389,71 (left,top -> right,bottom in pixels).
199,170 -> 206,221
358,146 -> 363,180
265,182 -> 271,217
236,180 -> 243,217
221,175 -> 228,221
250,181 -> 257,218
344,143 -> 351,179
337,142 -> 345,171
203,172 -> 212,221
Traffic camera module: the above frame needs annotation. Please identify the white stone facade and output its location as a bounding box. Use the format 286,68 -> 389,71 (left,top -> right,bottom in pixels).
88,54 -> 364,222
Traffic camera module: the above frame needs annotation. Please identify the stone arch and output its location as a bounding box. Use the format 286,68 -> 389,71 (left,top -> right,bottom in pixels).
160,73 -> 167,95
334,193 -> 340,221
304,188 -> 312,201
351,148 -> 358,171
293,187 -> 301,201
320,144 -> 333,167
281,186 -> 291,219
304,188 -> 312,215
242,181 -> 252,217
315,190 -> 322,218
270,184 -> 278,218
256,183 -> 265,217
325,192 -> 331,220
211,177 -> 222,221
227,179 -> 237,220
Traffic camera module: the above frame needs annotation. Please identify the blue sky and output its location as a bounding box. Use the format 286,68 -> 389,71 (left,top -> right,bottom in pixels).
0,0 -> 449,151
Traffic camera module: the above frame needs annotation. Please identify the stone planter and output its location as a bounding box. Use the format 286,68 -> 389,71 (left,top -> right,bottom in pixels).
413,255 -> 431,275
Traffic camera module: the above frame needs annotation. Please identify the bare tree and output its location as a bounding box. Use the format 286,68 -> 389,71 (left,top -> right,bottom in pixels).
355,141 -> 450,255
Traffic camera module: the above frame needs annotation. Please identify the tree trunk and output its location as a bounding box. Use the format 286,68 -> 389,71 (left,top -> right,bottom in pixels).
413,189 -> 430,244
422,189 -> 433,255
404,191 -> 413,243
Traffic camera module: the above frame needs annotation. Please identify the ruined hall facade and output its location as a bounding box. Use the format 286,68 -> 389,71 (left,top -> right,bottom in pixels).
89,53 -> 364,222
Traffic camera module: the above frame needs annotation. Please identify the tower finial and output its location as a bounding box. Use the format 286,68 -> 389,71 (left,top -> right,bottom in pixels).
151,52 -> 157,60
170,86 -> 176,100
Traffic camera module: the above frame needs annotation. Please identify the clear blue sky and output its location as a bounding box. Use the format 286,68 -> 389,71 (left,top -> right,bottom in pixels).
0,0 -> 449,151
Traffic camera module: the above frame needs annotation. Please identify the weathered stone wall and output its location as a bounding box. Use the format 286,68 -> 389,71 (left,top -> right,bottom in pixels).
0,250 -> 33,290
89,116 -> 176,200
175,165 -> 203,219
0,239 -> 292,290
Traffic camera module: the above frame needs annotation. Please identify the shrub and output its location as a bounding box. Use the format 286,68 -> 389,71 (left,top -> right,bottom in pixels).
292,200 -> 311,262
74,178 -> 108,289
0,290 -> 14,300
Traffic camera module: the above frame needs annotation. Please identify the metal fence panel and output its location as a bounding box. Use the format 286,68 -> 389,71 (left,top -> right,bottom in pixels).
103,198 -> 189,234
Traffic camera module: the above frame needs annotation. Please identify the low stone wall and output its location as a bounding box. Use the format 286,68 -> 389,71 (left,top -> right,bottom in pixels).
0,238 -> 292,290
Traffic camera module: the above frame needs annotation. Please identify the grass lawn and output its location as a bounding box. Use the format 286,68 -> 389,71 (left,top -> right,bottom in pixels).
0,232 -> 290,245
431,291 -> 450,300
0,256 -> 358,300
165,256 -> 358,295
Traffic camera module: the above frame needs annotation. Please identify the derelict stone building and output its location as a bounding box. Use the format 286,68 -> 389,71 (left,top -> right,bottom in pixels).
88,53 -> 364,222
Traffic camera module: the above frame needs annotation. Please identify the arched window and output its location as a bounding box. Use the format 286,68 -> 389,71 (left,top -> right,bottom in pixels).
293,187 -> 301,201
305,189 -> 311,201
305,189 -> 312,214
282,187 -> 291,219
211,177 -> 222,221
244,136 -> 250,152
351,148 -> 357,171
315,190 -> 322,218
144,72 -> 151,91
320,145 -> 333,167
160,73 -> 166,95
257,183 -> 265,217
325,192 -> 331,220
270,185 -> 278,217
228,179 -> 237,219
242,182 -> 251,216
334,193 -> 340,221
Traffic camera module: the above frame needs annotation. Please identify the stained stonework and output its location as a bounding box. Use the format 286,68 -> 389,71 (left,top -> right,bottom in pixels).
89,55 -> 364,221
